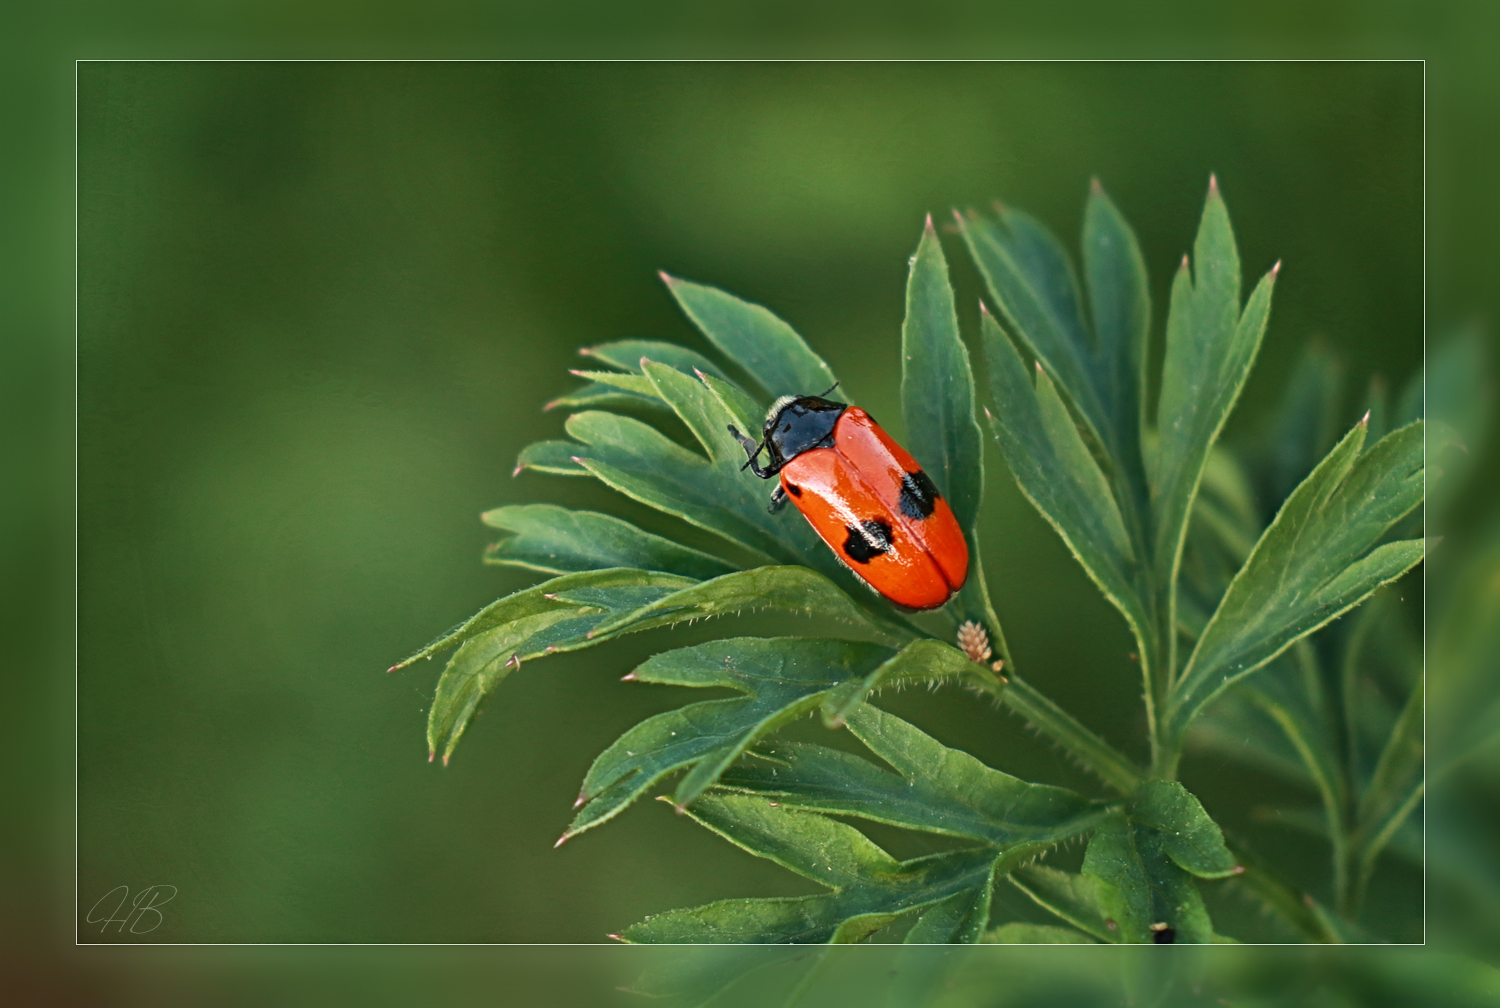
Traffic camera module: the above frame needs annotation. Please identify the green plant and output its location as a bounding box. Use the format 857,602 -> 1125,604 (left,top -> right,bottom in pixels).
393,178 -> 1425,953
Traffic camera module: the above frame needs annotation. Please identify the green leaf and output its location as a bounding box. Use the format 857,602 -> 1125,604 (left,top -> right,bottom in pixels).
621,793 -> 1006,944
1168,419 -> 1426,744
482,503 -> 738,580
905,889 -> 994,944
544,381 -> 663,414
1081,180 -> 1152,513
513,439 -> 589,476
581,338 -> 733,383
720,706 -> 1104,847
1130,781 -> 1238,879
1153,183 -> 1278,646
984,922 -> 1098,944
983,308 -> 1151,665
564,409 -> 784,561
586,565 -> 910,645
900,218 -> 983,532
411,569 -> 699,763
564,637 -> 900,840
1008,864 -> 1117,943
1082,812 -> 1216,944
818,638 -> 995,729
662,273 -> 838,401
1257,341 -> 1345,515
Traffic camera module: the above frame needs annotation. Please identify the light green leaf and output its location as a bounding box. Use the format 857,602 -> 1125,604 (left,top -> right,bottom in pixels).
719,707 -> 1103,847
581,338 -> 733,383
1130,781 -> 1238,879
984,922 -> 1098,944
662,273 -> 838,401
1082,812 -> 1216,944
513,439 -> 589,476
1153,183 -> 1278,648
564,637 -> 899,840
414,569 -> 699,763
544,381 -> 663,414
586,565 -> 911,646
1168,420 -> 1425,743
482,503 -> 738,580
983,308 -> 1151,665
903,884 -> 994,944
901,218 -> 983,532
1008,864 -> 1117,943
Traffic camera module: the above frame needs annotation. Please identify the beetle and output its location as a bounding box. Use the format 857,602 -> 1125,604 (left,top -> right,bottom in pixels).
728,386 -> 969,611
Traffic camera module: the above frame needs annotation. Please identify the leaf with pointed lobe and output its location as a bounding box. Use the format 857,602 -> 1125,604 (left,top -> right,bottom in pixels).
482,503 -> 738,580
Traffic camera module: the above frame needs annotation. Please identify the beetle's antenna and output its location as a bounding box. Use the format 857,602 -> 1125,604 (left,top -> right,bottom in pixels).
817,381 -> 841,399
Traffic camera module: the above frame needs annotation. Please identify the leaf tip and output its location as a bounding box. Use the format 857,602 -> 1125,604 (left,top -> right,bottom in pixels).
554,833 -> 571,848
505,654 -> 522,670
1232,865 -> 1246,875
950,208 -> 968,229
621,671 -> 637,681
657,270 -> 677,287
442,752 -> 452,767
1359,410 -> 1371,427
1089,176 -> 1104,195
606,933 -> 624,942
923,212 -> 935,234
511,462 -> 525,477
427,749 -> 435,762
387,663 -> 402,674
1272,259 -> 1282,278
574,790 -> 588,809
1208,172 -> 1219,195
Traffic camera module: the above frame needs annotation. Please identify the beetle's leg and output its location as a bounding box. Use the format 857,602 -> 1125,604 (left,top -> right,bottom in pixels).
727,424 -> 776,478
768,485 -> 788,514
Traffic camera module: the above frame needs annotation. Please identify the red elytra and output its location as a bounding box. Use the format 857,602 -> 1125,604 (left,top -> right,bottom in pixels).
730,391 -> 969,610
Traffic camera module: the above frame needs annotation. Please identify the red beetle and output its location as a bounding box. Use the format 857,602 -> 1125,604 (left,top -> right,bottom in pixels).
729,388 -> 969,610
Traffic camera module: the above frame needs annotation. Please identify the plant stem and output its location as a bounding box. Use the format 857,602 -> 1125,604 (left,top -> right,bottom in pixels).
1000,675 -> 1143,794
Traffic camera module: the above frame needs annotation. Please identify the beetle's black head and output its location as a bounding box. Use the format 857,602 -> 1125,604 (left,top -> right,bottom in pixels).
758,394 -> 846,472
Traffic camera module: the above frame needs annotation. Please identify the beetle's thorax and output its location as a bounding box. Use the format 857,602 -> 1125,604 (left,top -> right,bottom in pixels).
760,395 -> 846,470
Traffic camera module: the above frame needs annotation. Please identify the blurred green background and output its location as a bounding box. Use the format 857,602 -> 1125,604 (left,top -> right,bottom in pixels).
76,61 -> 1424,944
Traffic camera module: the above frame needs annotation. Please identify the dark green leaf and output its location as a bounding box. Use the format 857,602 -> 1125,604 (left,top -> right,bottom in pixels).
1352,683 -> 1423,889
900,218 -> 983,532
1168,420 -> 1426,743
564,637 -> 898,840
586,565 -> 911,645
818,639 -> 995,729
1257,341 -> 1345,515
662,274 -> 838,401
622,792 -> 1005,944
564,409 -> 784,561
1153,183 -> 1278,635
1081,180 -> 1152,513
482,503 -> 738,580
983,308 -> 1151,666
720,706 -> 1103,847
904,887 -> 992,944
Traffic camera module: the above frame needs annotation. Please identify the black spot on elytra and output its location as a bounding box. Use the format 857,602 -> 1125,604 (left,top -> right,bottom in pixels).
785,483 -> 802,497
1152,927 -> 1176,945
843,519 -> 893,564
898,470 -> 940,520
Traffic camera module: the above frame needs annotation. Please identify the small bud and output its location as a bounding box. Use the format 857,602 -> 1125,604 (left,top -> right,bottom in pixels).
957,620 -> 992,664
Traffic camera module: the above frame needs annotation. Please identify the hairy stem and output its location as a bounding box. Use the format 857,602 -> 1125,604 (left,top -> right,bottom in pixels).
1000,675 -> 1143,794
